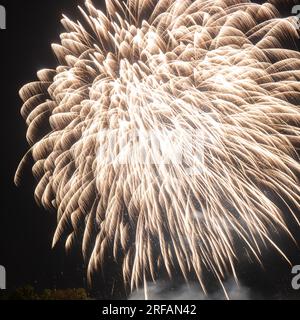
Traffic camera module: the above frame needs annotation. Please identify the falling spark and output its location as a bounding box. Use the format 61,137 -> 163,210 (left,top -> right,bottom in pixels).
15,0 -> 300,296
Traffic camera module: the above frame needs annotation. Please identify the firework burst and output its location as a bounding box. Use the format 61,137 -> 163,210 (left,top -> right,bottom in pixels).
16,0 -> 300,297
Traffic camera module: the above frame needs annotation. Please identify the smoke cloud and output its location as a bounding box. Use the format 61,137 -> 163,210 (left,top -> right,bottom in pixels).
129,279 -> 255,300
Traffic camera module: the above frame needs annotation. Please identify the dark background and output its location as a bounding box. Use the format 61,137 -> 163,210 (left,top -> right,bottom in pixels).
0,0 -> 300,299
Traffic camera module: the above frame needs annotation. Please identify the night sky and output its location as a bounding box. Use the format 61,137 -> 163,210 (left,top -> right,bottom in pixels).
1,0 -> 300,300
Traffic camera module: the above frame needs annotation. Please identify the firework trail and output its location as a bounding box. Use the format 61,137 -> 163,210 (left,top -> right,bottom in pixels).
15,0 -> 300,297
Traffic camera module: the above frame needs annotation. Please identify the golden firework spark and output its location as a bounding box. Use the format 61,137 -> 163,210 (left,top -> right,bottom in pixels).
16,0 -> 300,296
